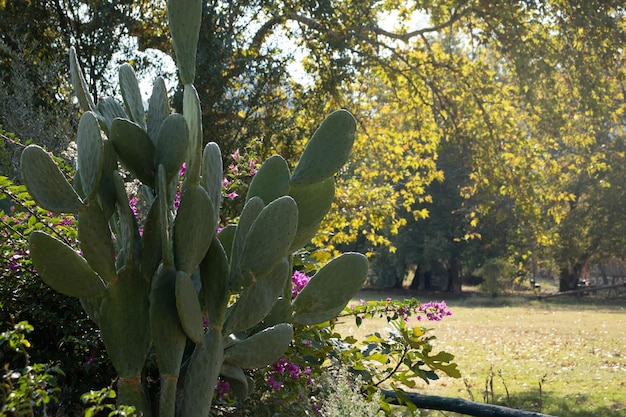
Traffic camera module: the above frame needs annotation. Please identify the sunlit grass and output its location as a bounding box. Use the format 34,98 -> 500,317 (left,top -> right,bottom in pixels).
340,291 -> 626,416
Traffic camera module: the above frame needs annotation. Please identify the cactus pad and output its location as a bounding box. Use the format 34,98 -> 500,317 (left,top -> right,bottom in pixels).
29,230 -> 106,298
20,145 -> 84,213
292,252 -> 368,325
290,110 -> 357,186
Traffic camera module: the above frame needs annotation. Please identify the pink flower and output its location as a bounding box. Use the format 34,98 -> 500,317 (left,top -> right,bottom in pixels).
231,149 -> 240,160
228,164 -> 239,173
222,177 -> 229,187
418,301 -> 453,321
227,191 -> 238,200
291,270 -> 311,298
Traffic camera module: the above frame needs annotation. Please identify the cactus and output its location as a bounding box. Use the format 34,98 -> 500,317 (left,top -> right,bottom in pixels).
20,2 -> 369,416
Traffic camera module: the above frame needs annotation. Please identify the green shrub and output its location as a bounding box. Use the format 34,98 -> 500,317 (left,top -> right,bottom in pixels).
0,321 -> 63,417
0,175 -> 115,413
476,258 -> 515,296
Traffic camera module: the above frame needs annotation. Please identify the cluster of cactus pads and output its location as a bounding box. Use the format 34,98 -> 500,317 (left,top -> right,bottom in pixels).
20,0 -> 368,416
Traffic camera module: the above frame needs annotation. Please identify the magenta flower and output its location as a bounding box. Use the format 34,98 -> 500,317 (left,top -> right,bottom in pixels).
291,270 -> 311,298
227,191 -> 238,200
231,149 -> 240,160
215,380 -> 230,399
417,301 -> 453,321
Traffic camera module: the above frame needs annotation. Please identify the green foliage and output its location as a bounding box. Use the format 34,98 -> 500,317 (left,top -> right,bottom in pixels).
81,388 -> 136,417
240,296 -> 458,416
318,368 -> 383,417
476,258 -> 516,296
0,173 -> 116,411
0,322 -> 63,417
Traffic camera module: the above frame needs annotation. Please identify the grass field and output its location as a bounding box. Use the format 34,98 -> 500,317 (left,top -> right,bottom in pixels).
339,290 -> 626,417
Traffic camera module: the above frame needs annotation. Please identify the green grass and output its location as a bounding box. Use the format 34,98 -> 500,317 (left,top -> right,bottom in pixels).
339,290 -> 626,416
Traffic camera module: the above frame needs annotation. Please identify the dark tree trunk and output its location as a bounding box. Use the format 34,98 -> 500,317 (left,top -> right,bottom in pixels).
559,263 -> 582,292
447,258 -> 462,293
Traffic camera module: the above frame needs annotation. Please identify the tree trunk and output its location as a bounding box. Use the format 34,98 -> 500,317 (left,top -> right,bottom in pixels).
559,263 -> 582,292
381,390 -> 555,417
447,258 -> 462,293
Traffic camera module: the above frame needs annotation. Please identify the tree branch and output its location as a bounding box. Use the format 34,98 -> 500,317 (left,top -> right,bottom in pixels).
381,389 -> 556,417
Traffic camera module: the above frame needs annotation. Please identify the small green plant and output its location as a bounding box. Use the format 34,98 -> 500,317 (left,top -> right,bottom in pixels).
0,322 -> 63,417
318,367 -> 383,417
81,387 -> 136,417
19,1 -> 368,416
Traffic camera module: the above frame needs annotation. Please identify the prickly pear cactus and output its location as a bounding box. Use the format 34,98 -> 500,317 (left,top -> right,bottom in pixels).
20,1 -> 368,416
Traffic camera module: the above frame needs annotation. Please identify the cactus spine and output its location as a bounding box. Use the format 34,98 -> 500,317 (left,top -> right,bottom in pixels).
21,2 -> 369,416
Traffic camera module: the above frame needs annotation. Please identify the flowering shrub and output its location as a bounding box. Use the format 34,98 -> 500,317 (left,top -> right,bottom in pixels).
0,174 -> 115,412
231,270 -> 459,416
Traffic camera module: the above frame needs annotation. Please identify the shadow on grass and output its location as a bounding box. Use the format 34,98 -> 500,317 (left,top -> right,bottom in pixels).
474,389 -> 623,417
408,389 -> 624,417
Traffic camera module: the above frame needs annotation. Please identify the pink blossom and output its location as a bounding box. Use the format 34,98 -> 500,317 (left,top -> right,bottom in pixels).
291,270 -> 311,298
222,177 -> 229,187
227,191 -> 238,200
231,149 -> 240,160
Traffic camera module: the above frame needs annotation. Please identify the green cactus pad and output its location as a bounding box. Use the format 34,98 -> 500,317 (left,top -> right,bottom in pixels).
96,97 -> 128,133
216,224 -> 236,261
78,201 -> 117,284
29,230 -> 106,298
110,118 -> 156,187
223,323 -> 293,369
69,46 -> 97,113
175,271 -> 204,344
99,264 -> 150,378
76,112 -> 104,200
180,328 -> 223,417
98,139 -> 119,220
149,265 -> 187,375
20,145 -> 84,213
223,258 -> 289,335
155,113 -> 189,184
141,197 -> 162,281
119,63 -> 147,130
219,364 -> 250,400
292,252 -> 368,325
183,84 -> 202,185
288,177 -> 335,251
201,142 -> 223,226
147,76 -> 170,144
234,196 -> 298,289
199,238 -> 230,326
167,0 -> 202,85
80,296 -> 103,326
229,197 -> 264,288
112,171 -> 141,264
246,155 -> 290,204
290,110 -> 357,186
157,165 -> 174,267
173,184 -> 216,274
